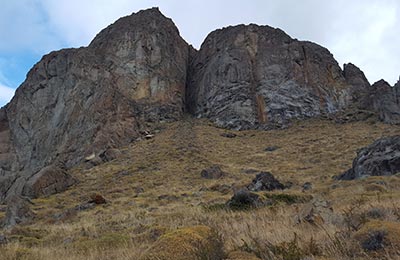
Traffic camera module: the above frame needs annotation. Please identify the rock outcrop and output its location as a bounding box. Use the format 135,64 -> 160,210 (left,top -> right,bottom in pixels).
338,136 -> 400,180
187,24 -> 351,130
370,80 -> 400,124
342,63 -> 372,109
0,8 -> 192,203
247,172 -> 285,191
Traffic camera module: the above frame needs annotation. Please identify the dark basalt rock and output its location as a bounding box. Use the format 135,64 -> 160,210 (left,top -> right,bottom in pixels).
338,135 -> 400,180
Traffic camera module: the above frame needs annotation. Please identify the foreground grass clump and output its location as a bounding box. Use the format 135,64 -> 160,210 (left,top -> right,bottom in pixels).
354,221 -> 400,256
140,225 -> 225,260
1,118 -> 400,259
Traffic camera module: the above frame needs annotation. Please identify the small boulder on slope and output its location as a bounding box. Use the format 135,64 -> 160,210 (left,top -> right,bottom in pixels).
247,172 -> 285,191
338,135 -> 400,180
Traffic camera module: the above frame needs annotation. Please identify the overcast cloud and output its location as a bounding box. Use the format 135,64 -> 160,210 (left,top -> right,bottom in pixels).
0,0 -> 399,106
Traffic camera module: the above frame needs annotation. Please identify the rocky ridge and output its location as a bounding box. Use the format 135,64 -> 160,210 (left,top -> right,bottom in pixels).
0,7 -> 399,204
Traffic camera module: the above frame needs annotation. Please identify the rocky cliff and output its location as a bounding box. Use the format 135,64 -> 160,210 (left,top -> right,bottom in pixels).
370,79 -> 400,124
0,8 -> 191,202
0,8 -> 398,203
187,24 -> 352,130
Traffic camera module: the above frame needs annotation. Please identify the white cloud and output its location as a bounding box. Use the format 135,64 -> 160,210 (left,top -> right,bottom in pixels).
0,0 -> 62,54
1,0 -> 399,88
39,0 -> 165,47
0,83 -> 15,107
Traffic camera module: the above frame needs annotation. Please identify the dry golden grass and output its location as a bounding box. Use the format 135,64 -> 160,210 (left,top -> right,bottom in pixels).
1,117 -> 400,259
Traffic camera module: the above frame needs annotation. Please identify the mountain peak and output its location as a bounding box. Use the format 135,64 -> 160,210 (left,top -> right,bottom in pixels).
89,7 -> 179,50
372,79 -> 392,89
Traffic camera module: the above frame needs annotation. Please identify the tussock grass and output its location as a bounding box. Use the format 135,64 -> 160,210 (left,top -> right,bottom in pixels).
1,118 -> 400,259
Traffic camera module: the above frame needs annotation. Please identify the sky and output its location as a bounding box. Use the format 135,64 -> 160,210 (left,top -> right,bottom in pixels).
1,0 -> 399,107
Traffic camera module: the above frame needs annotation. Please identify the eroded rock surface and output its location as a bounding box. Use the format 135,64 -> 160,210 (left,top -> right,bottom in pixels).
187,24 -> 351,130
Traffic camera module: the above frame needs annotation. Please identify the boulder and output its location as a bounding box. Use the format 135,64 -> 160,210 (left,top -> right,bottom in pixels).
21,165 -> 76,198
89,194 -> 107,205
338,136 -> 400,180
302,182 -> 313,191
247,172 -> 285,191
187,24 -> 351,130
99,148 -> 121,162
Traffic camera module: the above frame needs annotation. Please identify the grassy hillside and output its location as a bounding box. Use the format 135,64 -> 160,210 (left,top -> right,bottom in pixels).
1,118 -> 400,259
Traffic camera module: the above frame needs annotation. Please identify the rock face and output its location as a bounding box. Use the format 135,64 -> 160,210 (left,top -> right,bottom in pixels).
370,80 -> 400,124
0,8 -> 191,203
338,136 -> 400,180
187,24 -> 351,130
342,63 -> 371,109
